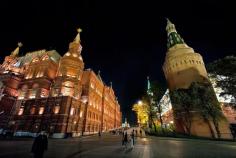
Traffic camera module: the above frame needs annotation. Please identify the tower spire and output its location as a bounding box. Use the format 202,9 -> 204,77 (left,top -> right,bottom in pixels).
110,82 -> 113,89
11,42 -> 23,57
166,18 -> 185,49
74,28 -> 82,43
97,70 -> 103,82
147,76 -> 152,96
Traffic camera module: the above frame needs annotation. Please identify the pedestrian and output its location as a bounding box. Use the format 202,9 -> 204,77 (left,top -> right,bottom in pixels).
31,131 -> 48,158
123,132 -> 128,149
98,130 -> 101,138
131,130 -> 135,148
122,131 -> 125,146
230,125 -> 236,140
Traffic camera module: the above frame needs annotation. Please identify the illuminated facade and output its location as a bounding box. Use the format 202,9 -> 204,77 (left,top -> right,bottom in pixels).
0,29 -> 122,138
162,19 -> 232,138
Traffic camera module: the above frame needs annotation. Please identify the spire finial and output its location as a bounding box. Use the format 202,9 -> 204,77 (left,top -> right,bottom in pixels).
11,42 -> 23,57
18,42 -> 23,48
75,27 -> 82,43
110,82 -> 113,88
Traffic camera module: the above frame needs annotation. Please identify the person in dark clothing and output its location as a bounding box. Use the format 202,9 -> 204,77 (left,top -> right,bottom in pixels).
123,132 -> 128,148
122,131 -> 125,145
135,130 -> 138,137
98,130 -> 101,137
131,130 -> 135,145
31,131 -> 48,158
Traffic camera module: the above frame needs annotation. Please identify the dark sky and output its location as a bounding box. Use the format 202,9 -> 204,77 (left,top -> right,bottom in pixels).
0,1 -> 235,124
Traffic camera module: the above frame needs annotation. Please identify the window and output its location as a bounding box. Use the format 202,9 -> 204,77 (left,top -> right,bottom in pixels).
80,111 -> 83,118
65,52 -> 71,56
30,107 -> 36,115
18,107 -> 24,115
42,55 -> 49,61
70,108 -> 75,115
39,107 -> 44,115
32,58 -> 39,63
54,106 -> 60,114
90,83 -> 95,89
41,88 -> 48,98
29,89 -> 37,99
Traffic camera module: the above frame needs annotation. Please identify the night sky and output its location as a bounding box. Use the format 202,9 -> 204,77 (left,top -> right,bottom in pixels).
0,1 -> 235,124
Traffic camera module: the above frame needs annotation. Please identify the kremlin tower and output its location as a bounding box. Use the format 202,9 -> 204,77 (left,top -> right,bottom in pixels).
162,19 -> 232,139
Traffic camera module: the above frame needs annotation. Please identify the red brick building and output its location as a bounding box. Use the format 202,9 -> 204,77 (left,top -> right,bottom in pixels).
0,29 -> 122,138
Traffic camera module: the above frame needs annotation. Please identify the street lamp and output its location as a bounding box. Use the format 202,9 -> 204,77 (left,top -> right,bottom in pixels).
138,100 -> 143,105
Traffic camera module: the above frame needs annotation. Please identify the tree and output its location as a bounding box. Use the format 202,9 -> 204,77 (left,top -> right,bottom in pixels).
149,81 -> 166,132
132,101 -> 149,127
170,88 -> 194,135
207,56 -> 236,106
191,82 -> 224,138
170,82 -> 225,138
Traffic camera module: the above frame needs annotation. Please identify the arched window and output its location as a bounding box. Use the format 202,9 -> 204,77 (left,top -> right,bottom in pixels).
41,55 -> 49,61
54,106 -> 60,114
32,57 -> 39,63
30,107 -> 36,115
39,107 -> 44,115
18,106 -> 24,115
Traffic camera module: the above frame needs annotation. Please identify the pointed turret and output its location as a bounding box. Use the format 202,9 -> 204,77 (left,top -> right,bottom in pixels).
65,27 -> 83,57
74,28 -> 82,44
110,82 -> 113,89
97,70 -> 103,82
147,76 -> 153,96
166,18 -> 185,49
11,42 -> 23,57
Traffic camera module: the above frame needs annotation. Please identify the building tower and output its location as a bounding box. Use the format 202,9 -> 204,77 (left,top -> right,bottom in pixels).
52,28 -> 84,98
162,19 -> 231,138
163,19 -> 208,90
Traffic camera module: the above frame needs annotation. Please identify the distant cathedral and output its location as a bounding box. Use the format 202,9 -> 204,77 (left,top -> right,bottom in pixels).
162,19 -> 232,139
0,29 -> 122,138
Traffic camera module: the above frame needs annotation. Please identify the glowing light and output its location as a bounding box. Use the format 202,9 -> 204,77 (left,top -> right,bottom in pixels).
170,121 -> 174,124
70,108 -> 75,115
80,111 -> 83,118
39,107 -> 44,115
18,108 -> 24,115
54,106 -> 60,114
138,100 -> 143,105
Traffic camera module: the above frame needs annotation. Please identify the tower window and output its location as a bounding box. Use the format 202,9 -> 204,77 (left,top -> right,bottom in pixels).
54,106 -> 60,114
39,107 -> 44,115
30,107 -> 36,115
18,107 -> 24,115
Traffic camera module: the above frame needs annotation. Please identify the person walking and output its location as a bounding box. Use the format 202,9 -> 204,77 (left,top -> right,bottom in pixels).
98,130 -> 101,138
123,132 -> 128,149
31,131 -> 48,158
131,129 -> 134,146
131,130 -> 135,148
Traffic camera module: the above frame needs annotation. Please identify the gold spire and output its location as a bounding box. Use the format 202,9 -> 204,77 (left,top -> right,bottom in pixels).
11,42 -> 23,57
75,28 -> 82,43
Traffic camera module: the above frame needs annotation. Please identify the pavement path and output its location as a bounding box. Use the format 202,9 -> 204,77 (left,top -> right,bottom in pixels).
0,133 -> 236,158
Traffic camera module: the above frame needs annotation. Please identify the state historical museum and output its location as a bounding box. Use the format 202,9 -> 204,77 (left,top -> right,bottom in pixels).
0,29 -> 122,138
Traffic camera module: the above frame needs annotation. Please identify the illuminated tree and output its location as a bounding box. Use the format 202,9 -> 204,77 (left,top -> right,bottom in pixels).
132,101 -> 149,127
